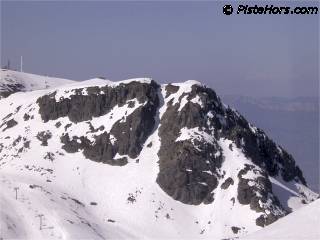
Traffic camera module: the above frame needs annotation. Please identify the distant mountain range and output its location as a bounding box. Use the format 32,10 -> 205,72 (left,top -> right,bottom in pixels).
223,95 -> 318,112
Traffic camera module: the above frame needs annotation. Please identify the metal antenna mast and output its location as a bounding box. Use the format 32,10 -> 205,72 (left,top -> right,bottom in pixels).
20,56 -> 23,72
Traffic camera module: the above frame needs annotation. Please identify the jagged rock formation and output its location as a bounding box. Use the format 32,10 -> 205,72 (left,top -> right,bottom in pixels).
0,70 -> 318,240
37,81 -> 159,165
157,84 -> 224,205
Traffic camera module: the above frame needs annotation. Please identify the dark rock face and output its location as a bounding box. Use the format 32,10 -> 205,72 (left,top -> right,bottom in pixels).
157,85 -> 225,205
165,84 -> 179,98
55,122 -> 62,128
0,83 -> 24,99
37,81 -> 159,123
0,119 -> 18,132
237,165 -> 271,208
221,177 -> 234,189
157,83 -> 306,213
34,79 -> 309,216
38,81 -> 160,165
12,136 -> 22,147
231,226 -> 241,234
36,131 -> 52,146
23,140 -> 30,149
237,164 -> 285,226
220,112 -> 306,185
256,214 -> 279,227
23,113 -> 31,121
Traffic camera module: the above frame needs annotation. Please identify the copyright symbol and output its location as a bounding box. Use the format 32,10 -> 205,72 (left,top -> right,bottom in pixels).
223,5 -> 233,15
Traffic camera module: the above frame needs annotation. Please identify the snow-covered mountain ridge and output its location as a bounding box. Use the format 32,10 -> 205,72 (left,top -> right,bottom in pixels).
0,69 -> 75,99
0,70 -> 318,239
240,199 -> 320,240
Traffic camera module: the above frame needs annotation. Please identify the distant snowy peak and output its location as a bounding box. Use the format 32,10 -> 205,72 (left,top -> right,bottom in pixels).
0,69 -> 75,98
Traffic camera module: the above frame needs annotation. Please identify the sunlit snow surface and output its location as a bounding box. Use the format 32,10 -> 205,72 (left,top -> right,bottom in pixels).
0,70 -> 75,93
240,199 -> 320,240
0,70 -> 318,239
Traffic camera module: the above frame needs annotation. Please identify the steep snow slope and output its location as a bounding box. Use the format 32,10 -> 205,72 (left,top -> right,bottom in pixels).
0,72 -> 318,239
0,69 -> 75,98
240,199 -> 320,240
222,95 -> 319,192
0,173 -> 133,239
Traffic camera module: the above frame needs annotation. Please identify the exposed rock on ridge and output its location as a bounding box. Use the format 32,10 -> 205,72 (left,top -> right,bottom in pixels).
157,84 -> 224,205
1,75 -> 315,229
37,81 -> 160,164
156,82 -> 311,225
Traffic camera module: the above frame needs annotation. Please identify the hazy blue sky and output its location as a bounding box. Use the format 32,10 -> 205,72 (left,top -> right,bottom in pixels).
1,1 -> 319,97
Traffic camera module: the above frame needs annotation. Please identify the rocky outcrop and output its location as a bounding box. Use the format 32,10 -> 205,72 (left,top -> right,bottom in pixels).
36,131 -> 52,146
256,213 -> 280,227
1,70 -> 317,238
38,81 -> 160,165
156,82 -> 307,215
37,81 -> 159,123
224,122 -> 306,184
34,78 -> 310,223
237,164 -> 285,225
221,177 -> 234,189
164,84 -> 179,97
0,82 -> 24,99
0,119 -> 18,132
157,85 -> 225,205
231,226 -> 241,234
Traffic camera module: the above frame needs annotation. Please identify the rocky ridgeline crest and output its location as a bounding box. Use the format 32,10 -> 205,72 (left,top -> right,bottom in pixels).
37,81 -> 159,165
1,76 -> 317,228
